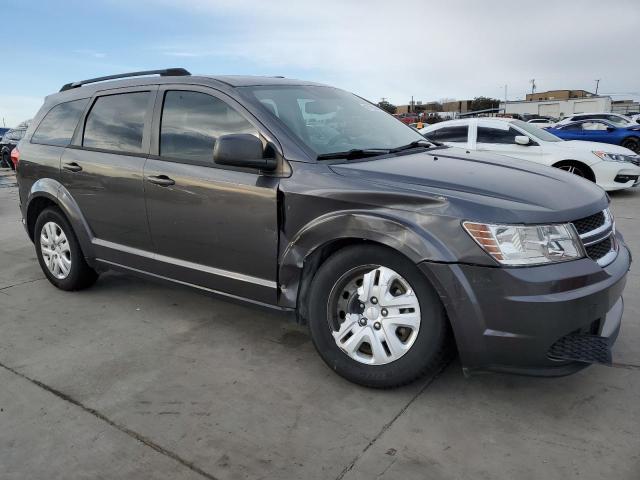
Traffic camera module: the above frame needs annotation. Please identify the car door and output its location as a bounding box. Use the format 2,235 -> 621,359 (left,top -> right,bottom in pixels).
553,123 -> 584,141
581,120 -> 618,146
143,86 -> 280,304
475,121 -> 542,163
61,86 -> 157,267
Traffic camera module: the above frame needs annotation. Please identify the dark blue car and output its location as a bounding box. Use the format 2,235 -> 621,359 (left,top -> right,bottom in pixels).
546,119 -> 640,153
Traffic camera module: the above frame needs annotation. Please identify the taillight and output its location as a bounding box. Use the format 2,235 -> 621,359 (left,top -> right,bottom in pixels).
10,147 -> 19,168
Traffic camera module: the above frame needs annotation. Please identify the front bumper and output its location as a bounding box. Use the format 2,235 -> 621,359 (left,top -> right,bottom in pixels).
593,160 -> 640,191
419,237 -> 630,376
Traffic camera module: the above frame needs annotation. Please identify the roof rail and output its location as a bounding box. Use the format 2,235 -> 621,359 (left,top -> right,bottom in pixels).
60,68 -> 191,92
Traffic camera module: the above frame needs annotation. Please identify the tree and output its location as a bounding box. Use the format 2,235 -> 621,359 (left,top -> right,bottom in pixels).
470,96 -> 500,111
377,100 -> 397,114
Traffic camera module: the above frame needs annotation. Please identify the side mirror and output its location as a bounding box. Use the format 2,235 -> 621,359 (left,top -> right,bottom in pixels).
606,127 -> 616,132
514,135 -> 530,146
213,134 -> 277,171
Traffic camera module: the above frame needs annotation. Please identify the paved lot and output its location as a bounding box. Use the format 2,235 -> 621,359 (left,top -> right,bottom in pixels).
0,168 -> 639,479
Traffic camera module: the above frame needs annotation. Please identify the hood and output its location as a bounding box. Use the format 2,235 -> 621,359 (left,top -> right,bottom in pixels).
329,147 -> 608,224
560,140 -> 637,155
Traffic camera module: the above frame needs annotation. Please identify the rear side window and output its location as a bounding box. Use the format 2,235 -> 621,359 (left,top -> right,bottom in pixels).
477,126 -> 521,144
32,99 -> 88,146
427,125 -> 468,142
83,92 -> 149,153
160,90 -> 257,163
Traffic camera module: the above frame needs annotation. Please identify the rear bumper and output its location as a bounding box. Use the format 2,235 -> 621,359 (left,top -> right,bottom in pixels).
419,237 -> 630,376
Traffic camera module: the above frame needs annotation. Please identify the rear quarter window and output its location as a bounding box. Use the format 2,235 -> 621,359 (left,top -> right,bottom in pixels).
31,99 -> 89,146
427,125 -> 468,142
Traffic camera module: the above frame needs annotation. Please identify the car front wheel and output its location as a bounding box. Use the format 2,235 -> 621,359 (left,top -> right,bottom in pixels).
307,245 -> 451,388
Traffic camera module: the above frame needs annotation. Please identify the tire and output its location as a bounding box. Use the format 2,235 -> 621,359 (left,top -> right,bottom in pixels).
622,137 -> 640,154
1,151 -> 12,169
34,207 -> 98,291
307,244 -> 451,388
555,162 -> 590,180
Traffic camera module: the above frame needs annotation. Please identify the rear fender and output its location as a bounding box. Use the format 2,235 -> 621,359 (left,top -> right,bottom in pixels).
26,178 -> 96,262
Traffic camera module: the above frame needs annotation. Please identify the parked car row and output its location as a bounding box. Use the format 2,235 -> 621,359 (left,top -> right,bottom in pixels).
0,121 -> 30,169
420,118 -> 640,191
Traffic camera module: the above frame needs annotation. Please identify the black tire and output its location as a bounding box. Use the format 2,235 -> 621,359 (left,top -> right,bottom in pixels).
1,151 -> 12,169
307,244 -> 451,388
555,161 -> 591,180
34,207 -> 98,291
622,137 -> 640,154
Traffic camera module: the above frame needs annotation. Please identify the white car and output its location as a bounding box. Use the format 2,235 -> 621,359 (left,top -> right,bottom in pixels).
556,112 -> 633,128
420,118 -> 640,191
527,118 -> 555,128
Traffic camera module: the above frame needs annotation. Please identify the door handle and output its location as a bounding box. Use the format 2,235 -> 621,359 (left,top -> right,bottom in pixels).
62,162 -> 82,172
146,175 -> 175,187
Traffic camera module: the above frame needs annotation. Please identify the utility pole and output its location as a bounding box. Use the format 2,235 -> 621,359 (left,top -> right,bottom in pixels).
504,85 -> 508,114
410,95 -> 414,113
594,79 -> 600,95
530,78 -> 536,95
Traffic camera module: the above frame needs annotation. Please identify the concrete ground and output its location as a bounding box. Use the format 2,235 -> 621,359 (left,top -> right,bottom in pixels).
0,167 -> 639,479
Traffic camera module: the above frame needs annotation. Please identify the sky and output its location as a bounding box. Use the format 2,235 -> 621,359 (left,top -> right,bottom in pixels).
1,0 -> 639,127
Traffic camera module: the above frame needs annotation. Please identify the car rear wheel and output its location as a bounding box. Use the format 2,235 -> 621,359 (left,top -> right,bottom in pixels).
1,151 -> 12,169
307,245 -> 451,388
34,207 -> 98,291
622,137 -> 640,154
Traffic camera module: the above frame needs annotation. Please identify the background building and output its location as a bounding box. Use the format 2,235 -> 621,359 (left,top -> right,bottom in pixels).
501,95 -> 612,118
526,89 -> 594,101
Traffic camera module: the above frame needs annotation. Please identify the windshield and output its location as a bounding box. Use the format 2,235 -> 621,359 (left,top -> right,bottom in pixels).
239,85 -> 426,157
607,116 -> 632,126
511,119 -> 563,142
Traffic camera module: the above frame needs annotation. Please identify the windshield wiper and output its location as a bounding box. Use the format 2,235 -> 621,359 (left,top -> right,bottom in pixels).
389,139 -> 442,153
317,148 -> 390,160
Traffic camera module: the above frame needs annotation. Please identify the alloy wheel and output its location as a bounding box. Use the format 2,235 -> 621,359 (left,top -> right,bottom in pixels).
558,164 -> 585,177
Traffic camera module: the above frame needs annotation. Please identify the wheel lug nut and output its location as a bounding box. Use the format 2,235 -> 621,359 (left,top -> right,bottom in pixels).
381,308 -> 388,317
373,322 -> 381,330
358,317 -> 368,327
360,303 -> 365,309
371,297 -> 378,304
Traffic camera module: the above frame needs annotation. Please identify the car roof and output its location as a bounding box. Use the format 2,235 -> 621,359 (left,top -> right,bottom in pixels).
570,112 -> 627,117
45,73 -> 330,103
423,117 -> 518,129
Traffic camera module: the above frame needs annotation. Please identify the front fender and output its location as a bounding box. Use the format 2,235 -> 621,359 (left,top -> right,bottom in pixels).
26,178 -> 96,261
278,210 -> 455,309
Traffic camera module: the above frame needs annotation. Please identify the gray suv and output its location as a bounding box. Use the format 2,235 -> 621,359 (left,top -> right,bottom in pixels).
15,69 -> 630,388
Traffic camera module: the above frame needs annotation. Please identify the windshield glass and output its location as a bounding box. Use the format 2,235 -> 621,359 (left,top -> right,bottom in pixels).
512,119 -> 563,142
607,116 -> 632,126
239,85 -> 425,157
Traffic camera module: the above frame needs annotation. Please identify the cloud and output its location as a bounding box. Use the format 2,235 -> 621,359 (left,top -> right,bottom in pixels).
74,49 -> 107,59
149,0 -> 640,104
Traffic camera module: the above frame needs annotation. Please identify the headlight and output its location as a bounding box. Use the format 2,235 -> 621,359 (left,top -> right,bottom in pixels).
593,151 -> 640,164
463,222 -> 584,266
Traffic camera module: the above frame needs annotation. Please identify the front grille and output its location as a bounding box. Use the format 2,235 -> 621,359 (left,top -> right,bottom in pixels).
572,211 -> 605,235
586,236 -> 613,261
548,334 -> 612,364
571,209 -> 616,267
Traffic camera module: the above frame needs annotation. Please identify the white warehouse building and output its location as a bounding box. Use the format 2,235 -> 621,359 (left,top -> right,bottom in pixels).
499,96 -> 612,119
